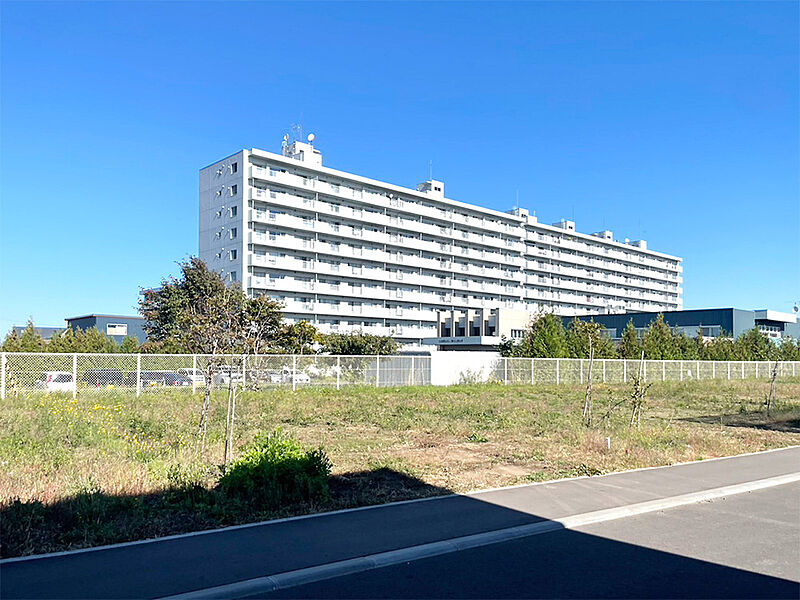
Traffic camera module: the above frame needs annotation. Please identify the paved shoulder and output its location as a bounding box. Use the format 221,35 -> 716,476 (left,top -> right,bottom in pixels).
2,447 -> 799,599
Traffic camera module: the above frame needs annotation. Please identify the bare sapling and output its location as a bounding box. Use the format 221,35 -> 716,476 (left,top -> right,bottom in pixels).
765,360 -> 778,417
582,336 -> 594,427
630,350 -> 651,428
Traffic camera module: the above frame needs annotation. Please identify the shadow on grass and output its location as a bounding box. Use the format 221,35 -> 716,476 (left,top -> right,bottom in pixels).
681,409 -> 800,433
0,467 -> 452,560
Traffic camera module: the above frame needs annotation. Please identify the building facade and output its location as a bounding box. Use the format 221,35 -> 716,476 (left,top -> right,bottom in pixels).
200,138 -> 683,344
564,308 -> 800,341
66,314 -> 148,344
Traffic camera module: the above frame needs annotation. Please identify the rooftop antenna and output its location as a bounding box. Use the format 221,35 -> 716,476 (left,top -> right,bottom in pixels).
290,122 -> 303,144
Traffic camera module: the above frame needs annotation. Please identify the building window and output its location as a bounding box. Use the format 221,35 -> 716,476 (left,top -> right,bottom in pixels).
229,206 -> 237,217
230,228 -> 237,239
230,271 -> 237,282
230,184 -> 238,196
230,250 -> 237,260
230,162 -> 238,174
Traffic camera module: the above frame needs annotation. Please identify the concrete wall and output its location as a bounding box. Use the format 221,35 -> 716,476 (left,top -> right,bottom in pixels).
429,350 -> 502,385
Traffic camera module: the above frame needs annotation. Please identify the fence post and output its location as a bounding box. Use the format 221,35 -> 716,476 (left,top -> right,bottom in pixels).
136,354 -> 141,397
755,362 -> 758,379
727,361 -> 730,380
643,360 -> 647,384
556,359 -> 560,385
662,360 -> 665,381
292,355 -> 297,392
742,362 -> 744,379
623,360 -> 627,383
336,356 -> 341,390
0,352 -> 5,400
712,361 -> 715,379
504,359 -> 508,385
602,359 -> 606,384
579,359 -> 583,385
242,355 -> 246,390
375,355 -> 380,388
794,362 -> 796,377
192,354 -> 197,394
72,353 -> 77,399
410,356 -> 415,386
531,358 -> 535,385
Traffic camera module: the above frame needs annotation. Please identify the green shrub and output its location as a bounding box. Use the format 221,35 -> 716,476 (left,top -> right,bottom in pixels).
218,431 -> 331,509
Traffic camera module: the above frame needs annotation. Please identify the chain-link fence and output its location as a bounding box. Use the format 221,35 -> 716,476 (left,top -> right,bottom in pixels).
0,352 -> 797,398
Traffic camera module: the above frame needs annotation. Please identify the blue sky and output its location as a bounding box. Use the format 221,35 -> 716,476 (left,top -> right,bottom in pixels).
1,1 -> 797,331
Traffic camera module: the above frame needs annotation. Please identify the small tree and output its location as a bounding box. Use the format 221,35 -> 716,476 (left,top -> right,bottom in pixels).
619,320 -> 641,359
119,336 -> 140,353
629,350 -> 651,428
3,320 -> 46,352
642,314 -> 680,360
49,328 -> 78,353
582,336 -> 594,427
279,321 -> 321,355
140,258 -> 285,458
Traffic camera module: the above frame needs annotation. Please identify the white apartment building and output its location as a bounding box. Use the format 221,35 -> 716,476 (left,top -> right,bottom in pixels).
199,137 -> 683,344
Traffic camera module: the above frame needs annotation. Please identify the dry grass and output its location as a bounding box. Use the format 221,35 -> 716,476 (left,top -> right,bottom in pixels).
1,378 -> 799,556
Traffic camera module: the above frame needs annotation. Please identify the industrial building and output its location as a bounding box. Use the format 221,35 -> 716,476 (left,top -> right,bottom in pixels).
564,308 -> 800,341
200,136 -> 683,344
66,314 -> 148,343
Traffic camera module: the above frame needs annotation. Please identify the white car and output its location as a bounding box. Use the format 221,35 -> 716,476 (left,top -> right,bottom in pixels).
281,369 -> 311,384
177,368 -> 206,385
36,371 -> 76,393
213,369 -> 244,386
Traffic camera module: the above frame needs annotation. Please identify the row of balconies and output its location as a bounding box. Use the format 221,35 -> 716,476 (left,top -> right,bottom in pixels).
250,166 -> 682,276
248,253 -> 522,289
250,203 -> 523,258
250,167 -> 522,239
524,250 -> 683,287
249,266 -> 677,314
249,226 -> 523,269
528,263 -> 682,295
247,240 -> 680,301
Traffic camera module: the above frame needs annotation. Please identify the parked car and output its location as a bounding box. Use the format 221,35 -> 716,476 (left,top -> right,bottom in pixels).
35,371 -> 76,393
213,368 -> 244,386
80,369 -> 124,388
161,373 -> 192,387
177,368 -> 205,386
124,371 -> 191,387
280,368 -> 311,384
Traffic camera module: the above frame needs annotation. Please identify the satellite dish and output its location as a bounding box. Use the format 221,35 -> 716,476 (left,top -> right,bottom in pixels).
794,305 -> 798,313
307,133 -> 315,143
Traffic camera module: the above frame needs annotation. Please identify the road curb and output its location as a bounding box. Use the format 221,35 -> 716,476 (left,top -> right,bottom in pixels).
160,471 -> 800,599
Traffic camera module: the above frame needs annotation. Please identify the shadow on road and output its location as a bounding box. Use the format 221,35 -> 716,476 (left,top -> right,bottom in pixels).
2,468 -> 798,599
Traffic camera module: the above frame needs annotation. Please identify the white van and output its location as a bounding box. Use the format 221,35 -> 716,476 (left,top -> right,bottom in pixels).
36,371 -> 76,393
177,368 -> 206,385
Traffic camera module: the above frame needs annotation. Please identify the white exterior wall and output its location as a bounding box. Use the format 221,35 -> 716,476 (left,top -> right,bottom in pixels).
199,141 -> 683,343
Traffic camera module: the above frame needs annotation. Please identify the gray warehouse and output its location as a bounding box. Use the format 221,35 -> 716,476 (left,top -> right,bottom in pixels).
66,314 -> 148,344
564,308 -> 800,341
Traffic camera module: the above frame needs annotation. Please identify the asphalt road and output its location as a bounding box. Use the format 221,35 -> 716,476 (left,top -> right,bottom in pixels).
2,447 -> 799,599
265,482 -> 800,599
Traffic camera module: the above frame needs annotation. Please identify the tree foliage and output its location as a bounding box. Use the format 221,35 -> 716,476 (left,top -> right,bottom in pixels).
499,311 -> 792,362
320,331 -> 399,355
139,258 -> 286,355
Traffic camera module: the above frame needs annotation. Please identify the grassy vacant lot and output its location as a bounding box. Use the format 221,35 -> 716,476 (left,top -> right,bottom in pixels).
2,379 -> 799,557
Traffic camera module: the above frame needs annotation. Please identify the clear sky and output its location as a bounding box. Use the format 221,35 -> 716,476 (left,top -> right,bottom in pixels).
1,1 -> 798,331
